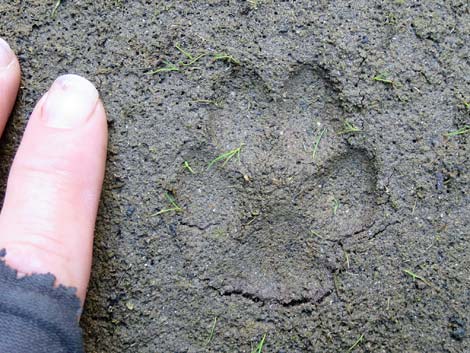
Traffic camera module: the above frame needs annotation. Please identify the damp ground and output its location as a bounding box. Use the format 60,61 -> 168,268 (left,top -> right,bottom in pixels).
0,1 -> 469,352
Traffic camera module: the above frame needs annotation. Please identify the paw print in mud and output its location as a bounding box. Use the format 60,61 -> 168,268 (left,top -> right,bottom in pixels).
173,66 -> 379,305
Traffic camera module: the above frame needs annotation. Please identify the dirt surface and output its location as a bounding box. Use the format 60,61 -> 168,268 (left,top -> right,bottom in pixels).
1,1 -> 469,352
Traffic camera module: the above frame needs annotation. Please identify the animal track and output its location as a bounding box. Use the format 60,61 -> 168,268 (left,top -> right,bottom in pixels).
174,65 -> 378,305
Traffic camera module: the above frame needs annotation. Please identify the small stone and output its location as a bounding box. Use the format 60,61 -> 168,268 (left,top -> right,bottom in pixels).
449,316 -> 466,341
126,205 -> 136,217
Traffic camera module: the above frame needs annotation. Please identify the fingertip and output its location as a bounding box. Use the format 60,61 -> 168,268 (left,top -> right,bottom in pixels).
0,37 -> 21,135
0,38 -> 15,67
41,74 -> 99,130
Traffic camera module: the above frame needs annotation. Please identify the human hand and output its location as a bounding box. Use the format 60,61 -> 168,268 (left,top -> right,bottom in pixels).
0,37 -> 107,303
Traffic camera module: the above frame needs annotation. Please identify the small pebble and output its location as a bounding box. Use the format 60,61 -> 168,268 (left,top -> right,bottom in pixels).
126,205 -> 136,217
449,316 -> 466,341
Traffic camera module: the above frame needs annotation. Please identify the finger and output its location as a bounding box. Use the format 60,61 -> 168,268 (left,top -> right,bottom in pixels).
0,74 -> 107,303
0,38 -> 21,136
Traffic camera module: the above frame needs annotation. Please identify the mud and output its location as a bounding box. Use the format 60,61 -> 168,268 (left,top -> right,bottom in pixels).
0,1 -> 469,352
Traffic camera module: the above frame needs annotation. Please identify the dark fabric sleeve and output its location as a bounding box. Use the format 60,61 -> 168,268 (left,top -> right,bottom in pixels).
0,249 -> 84,352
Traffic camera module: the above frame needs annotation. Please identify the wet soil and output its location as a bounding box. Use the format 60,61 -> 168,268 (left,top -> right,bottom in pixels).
1,1 -> 469,352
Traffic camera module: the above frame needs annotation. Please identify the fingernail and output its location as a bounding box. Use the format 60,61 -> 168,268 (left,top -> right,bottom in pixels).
42,74 -> 99,129
0,38 -> 14,68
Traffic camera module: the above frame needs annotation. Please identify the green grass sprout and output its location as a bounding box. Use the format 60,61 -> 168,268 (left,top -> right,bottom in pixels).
153,193 -> 183,215
175,43 -> 206,66
149,61 -> 180,75
251,334 -> 266,353
208,144 -> 244,169
51,0 -> 62,18
337,120 -> 361,135
310,230 -> 323,239
183,54 -> 206,66
344,250 -> 350,269
373,72 -> 394,85
183,161 -> 195,174
214,53 -> 240,65
403,269 -> 432,287
312,128 -> 327,160
347,334 -> 364,352
175,43 -> 193,59
456,94 -> 470,110
462,100 -> 470,110
206,317 -> 218,345
445,126 -> 470,137
332,197 -> 340,215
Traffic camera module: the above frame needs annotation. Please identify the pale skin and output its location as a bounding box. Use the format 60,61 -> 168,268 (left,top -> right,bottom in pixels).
0,37 -> 107,305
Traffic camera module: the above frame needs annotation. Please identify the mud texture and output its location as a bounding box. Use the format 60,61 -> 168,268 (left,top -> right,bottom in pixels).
0,1 -> 469,352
